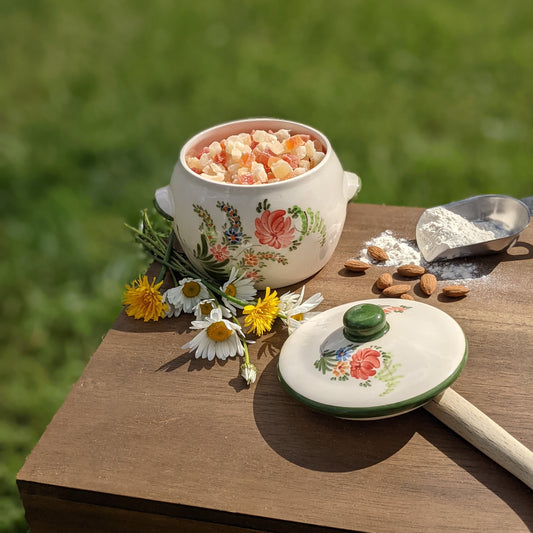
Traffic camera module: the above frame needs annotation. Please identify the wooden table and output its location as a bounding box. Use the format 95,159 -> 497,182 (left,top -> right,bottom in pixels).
17,203 -> 533,532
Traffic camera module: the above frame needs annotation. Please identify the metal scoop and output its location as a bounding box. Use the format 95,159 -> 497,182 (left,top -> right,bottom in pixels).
416,194 -> 532,262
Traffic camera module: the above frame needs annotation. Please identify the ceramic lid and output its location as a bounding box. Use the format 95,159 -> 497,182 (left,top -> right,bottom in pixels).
277,298 -> 468,420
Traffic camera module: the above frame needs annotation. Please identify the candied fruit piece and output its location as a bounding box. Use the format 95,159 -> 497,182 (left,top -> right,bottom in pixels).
238,173 -> 255,185
252,130 -> 278,144
284,135 -> 307,151
269,140 -> 285,155
186,128 -> 325,184
281,153 -> 300,169
240,152 -> 253,168
251,162 -> 268,183
254,147 -> 276,166
197,146 -> 210,157
270,158 -> 293,180
213,151 -> 227,166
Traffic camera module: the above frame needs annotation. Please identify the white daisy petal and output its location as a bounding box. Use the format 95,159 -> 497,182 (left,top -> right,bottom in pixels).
221,267 -> 257,313
278,286 -> 324,329
182,307 -> 244,360
163,278 -> 210,317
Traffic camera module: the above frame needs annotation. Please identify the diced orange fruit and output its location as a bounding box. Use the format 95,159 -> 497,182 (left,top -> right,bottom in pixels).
284,135 -> 310,151
240,152 -> 253,168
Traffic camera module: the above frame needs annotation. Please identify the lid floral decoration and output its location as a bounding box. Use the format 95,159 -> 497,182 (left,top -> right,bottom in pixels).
121,209 -> 323,385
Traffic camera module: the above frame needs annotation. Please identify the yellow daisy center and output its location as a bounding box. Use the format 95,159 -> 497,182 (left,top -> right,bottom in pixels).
183,281 -> 201,298
207,321 -> 233,342
291,312 -> 304,322
224,283 -> 237,297
199,301 -> 214,315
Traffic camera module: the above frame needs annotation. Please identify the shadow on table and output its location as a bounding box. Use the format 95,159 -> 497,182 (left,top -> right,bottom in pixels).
253,357 -> 417,472
417,411 -> 533,529
112,309 -> 193,334
253,357 -> 532,527
500,240 -> 533,264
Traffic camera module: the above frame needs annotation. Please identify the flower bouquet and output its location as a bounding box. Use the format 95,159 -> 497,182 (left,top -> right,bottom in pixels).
122,209 -> 323,385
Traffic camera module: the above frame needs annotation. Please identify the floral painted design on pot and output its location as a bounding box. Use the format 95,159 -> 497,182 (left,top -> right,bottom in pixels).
191,198 -> 327,285
155,118 -> 361,289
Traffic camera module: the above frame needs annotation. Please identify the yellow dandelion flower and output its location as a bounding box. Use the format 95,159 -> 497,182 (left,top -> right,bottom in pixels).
243,287 -> 280,336
123,275 -> 169,322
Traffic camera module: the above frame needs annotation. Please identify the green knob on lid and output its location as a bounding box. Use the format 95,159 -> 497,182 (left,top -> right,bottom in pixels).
343,303 -> 389,342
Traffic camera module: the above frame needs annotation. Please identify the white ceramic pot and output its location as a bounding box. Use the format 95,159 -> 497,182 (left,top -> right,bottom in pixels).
155,118 -> 361,289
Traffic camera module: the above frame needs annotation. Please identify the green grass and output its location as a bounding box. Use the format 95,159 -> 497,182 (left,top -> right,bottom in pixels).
1,1 -> 533,530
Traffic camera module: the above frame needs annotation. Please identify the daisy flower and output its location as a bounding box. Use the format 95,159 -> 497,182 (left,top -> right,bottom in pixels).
278,286 -> 323,333
163,277 -> 209,317
220,267 -> 257,314
193,299 -> 232,320
182,308 -> 244,361
122,275 -> 169,322
243,287 -> 280,336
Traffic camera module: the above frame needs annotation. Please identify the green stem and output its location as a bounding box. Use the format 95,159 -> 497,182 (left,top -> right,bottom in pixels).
139,237 -> 249,308
126,211 -> 252,309
168,267 -> 179,286
242,337 -> 250,366
199,275 -> 249,308
155,233 -> 174,284
232,316 -> 250,366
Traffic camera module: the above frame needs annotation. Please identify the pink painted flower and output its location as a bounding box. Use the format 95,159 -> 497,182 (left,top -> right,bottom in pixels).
350,348 -> 381,380
254,209 -> 295,249
210,244 -> 230,262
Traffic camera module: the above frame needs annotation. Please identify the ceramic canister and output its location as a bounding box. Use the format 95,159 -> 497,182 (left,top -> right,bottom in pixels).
155,118 -> 361,289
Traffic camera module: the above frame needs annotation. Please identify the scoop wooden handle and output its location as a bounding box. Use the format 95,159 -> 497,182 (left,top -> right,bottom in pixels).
424,388 -> 533,489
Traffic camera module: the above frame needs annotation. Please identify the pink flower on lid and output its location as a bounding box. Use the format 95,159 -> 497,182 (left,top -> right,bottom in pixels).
349,348 -> 381,380
254,209 -> 294,249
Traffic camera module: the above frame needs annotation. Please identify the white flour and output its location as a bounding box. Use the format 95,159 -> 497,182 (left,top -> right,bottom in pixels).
416,206 -> 508,262
358,230 -> 485,281
356,207 -> 512,281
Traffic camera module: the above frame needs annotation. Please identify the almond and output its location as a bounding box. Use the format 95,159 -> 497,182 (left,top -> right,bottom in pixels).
397,264 -> 426,277
381,284 -> 411,297
400,293 -> 415,301
344,259 -> 371,272
367,245 -> 389,262
442,285 -> 470,298
375,272 -> 393,290
419,273 -> 437,296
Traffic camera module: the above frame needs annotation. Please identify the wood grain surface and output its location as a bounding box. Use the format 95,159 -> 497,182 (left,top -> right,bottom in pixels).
17,203 -> 533,532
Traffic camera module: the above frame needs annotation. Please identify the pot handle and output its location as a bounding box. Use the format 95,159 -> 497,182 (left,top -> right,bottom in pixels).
424,387 -> 533,489
343,171 -> 361,202
154,186 -> 175,221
